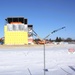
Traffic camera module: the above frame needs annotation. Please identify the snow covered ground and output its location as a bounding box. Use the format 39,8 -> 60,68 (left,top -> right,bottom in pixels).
0,44 -> 75,75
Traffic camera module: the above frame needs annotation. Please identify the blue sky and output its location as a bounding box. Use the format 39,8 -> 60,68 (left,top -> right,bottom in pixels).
0,0 -> 75,39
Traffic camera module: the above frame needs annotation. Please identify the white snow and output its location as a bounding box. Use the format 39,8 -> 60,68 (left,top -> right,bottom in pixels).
0,44 -> 75,75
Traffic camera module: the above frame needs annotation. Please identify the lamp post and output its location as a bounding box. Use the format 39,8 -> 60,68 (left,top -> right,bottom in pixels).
44,43 -> 46,75
43,43 -> 48,75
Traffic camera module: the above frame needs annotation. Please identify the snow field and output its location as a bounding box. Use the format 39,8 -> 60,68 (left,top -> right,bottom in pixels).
0,44 -> 75,75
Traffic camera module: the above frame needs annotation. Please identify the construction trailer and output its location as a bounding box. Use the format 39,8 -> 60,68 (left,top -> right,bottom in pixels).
4,17 -> 33,45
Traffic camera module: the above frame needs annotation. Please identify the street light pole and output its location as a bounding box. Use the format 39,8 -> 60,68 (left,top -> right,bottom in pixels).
44,43 -> 46,75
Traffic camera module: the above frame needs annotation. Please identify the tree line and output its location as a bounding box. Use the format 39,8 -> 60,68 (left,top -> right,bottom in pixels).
49,37 -> 75,42
34,37 -> 75,42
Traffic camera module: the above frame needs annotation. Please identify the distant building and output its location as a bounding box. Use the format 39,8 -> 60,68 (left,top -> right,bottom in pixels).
4,17 -> 33,45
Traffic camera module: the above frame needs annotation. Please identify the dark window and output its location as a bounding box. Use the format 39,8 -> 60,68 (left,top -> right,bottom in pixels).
28,25 -> 33,27
13,18 -> 18,22
24,19 -> 27,24
7,18 -> 13,23
19,18 -> 24,23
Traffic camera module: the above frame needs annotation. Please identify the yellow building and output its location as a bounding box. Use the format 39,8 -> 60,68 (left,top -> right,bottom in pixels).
4,26 -> 28,45
4,17 -> 28,45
